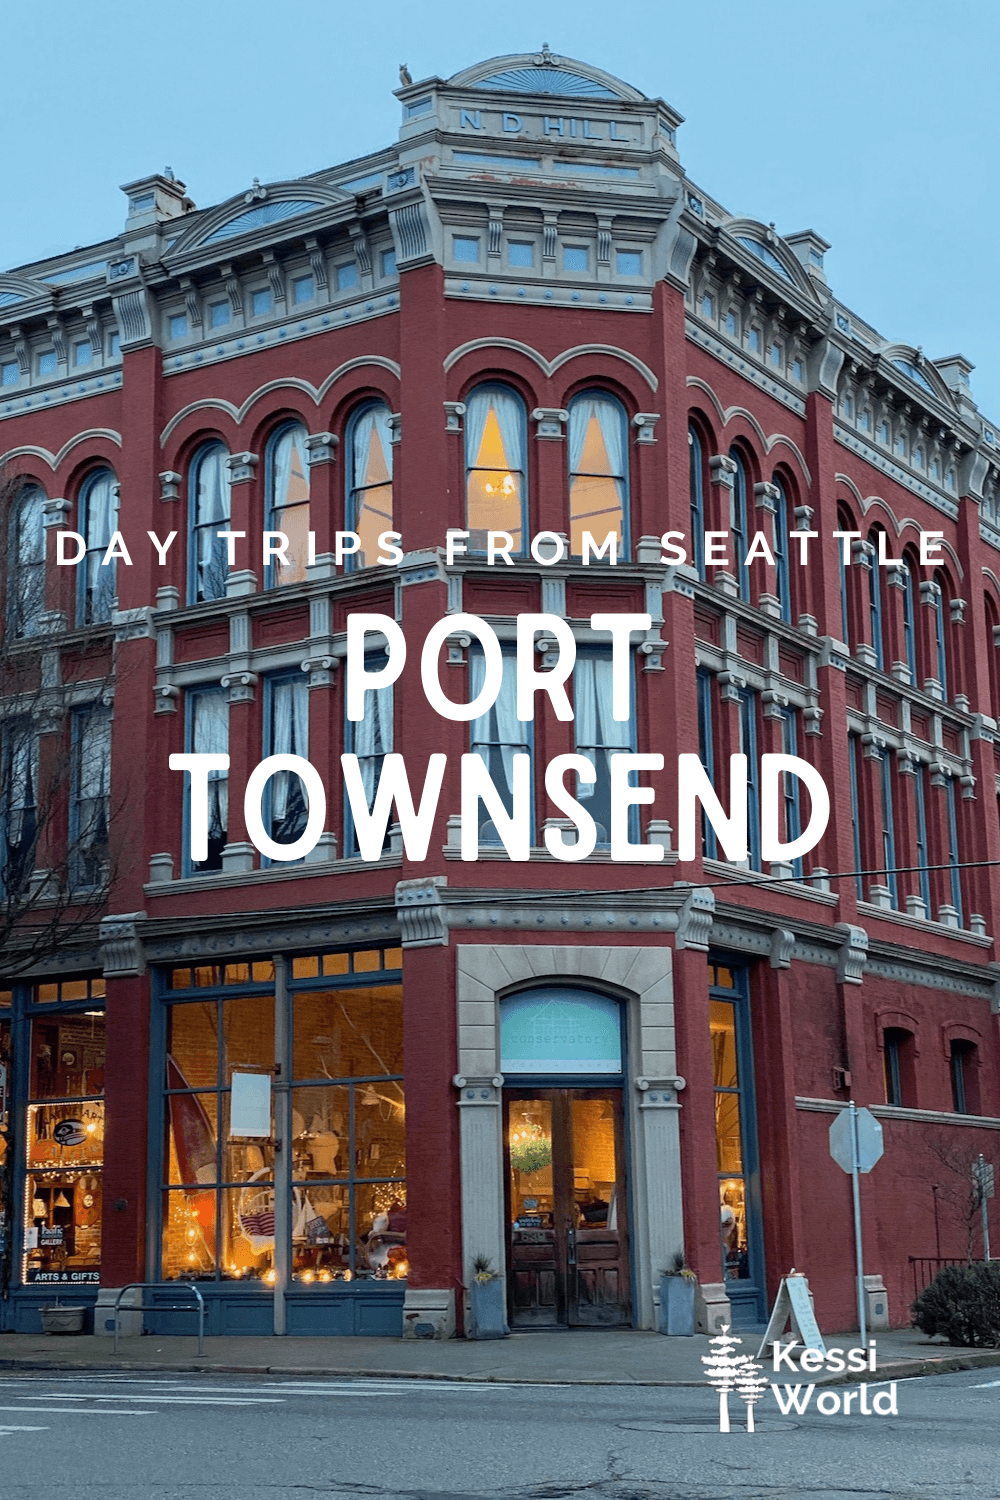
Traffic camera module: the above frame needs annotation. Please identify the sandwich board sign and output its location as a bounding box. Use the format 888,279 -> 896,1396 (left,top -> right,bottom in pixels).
756,1273 -> 826,1361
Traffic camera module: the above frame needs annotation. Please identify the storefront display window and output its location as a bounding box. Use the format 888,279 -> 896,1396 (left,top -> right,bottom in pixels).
0,1010 -> 10,1290
23,1003 -> 105,1286
159,947 -> 405,1286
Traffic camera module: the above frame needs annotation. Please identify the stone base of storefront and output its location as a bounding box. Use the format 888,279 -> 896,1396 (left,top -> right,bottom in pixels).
402,1286 -> 456,1339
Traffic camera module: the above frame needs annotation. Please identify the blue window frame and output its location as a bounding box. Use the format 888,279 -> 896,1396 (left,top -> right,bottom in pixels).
867,533 -> 884,670
879,750 -> 898,907
344,659 -> 393,857
689,426 -> 705,578
464,384 -> 527,554
932,577 -> 948,696
847,733 -> 863,898
736,689 -> 760,869
779,708 -> 802,878
70,704 -> 111,890
469,647 -> 532,847
568,391 -> 629,560
265,422 -> 310,588
346,402 -> 394,571
183,688 -> 228,876
902,564 -> 917,682
837,511 -> 853,647
696,667 -> 717,859
729,449 -> 750,601
263,672 -> 309,863
709,961 -> 766,1327
77,469 -> 118,625
1,719 -> 37,897
187,442 -> 231,604
573,649 -> 636,847
913,763 -> 931,914
944,777 -> 962,923
9,484 -> 45,638
773,478 -> 791,623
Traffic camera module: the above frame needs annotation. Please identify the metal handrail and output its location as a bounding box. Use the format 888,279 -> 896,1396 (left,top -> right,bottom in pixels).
113,1281 -> 205,1355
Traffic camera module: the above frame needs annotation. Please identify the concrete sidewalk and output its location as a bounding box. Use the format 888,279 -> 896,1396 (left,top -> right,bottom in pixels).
1,1325 -> 998,1385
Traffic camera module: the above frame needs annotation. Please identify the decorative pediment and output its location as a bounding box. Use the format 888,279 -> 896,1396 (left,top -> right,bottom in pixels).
448,49 -> 645,102
0,273 -> 53,311
165,182 -> 356,256
882,344 -> 953,406
720,219 -> 819,302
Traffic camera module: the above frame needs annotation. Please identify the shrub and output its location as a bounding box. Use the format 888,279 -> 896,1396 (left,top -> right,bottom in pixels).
912,1262 -> 1000,1347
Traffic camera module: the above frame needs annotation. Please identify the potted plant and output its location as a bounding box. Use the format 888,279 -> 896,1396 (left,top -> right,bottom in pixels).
468,1254 -> 508,1340
658,1251 -> 697,1336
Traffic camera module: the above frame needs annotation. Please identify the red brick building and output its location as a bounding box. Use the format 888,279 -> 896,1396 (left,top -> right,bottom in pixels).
2,50 -> 999,1340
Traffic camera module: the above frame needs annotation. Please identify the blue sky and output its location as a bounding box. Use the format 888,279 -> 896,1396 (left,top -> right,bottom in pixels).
6,0 -> 999,416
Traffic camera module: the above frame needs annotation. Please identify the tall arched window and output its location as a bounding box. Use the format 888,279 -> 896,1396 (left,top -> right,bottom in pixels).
867,530 -> 885,670
346,402 -> 394,570
77,469 -> 118,625
688,424 -> 706,577
772,476 -> 791,622
986,594 -> 1000,719
568,391 -> 629,558
265,422 -> 310,587
901,559 -> 917,684
836,505 -> 854,647
187,442 -> 231,603
9,484 -> 45,638
931,572 -> 949,698
464,384 -> 526,553
729,448 -> 750,600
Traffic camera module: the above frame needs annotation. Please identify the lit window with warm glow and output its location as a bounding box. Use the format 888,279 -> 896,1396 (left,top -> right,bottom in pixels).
266,422 -> 311,586
347,403 -> 394,569
464,385 -> 526,552
568,392 -> 628,558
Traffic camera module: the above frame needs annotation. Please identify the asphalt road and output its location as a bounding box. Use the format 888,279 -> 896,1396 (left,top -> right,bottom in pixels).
0,1367 -> 996,1500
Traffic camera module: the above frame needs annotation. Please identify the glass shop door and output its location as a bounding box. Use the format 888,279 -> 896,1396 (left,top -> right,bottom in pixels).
504,1088 -> 630,1328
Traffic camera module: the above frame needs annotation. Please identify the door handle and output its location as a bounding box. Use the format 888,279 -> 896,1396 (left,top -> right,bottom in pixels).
566,1225 -> 577,1267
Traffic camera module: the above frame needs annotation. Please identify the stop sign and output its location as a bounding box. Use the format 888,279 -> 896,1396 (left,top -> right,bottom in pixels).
830,1106 -> 884,1174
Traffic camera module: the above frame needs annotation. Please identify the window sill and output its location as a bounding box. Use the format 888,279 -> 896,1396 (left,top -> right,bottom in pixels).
796,1096 -> 1000,1130
441,844 -> 680,864
702,859 -> 837,905
856,901 -> 992,947
144,852 -> 402,896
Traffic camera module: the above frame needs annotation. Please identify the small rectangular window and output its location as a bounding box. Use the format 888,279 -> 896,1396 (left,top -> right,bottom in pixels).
107,331 -> 120,357
1,361 -> 18,386
880,421 -> 890,444
37,350 -> 57,375
725,310 -> 738,336
564,245 -> 588,272
208,300 -> 230,328
748,328 -> 761,354
251,288 -> 272,317
859,408 -> 870,430
508,241 -> 534,267
168,313 -> 187,340
336,261 -> 358,291
770,343 -> 783,369
841,395 -> 853,417
701,292 -> 714,317
71,339 -> 92,368
291,274 -> 314,304
453,236 -> 480,262
792,358 -> 804,382
616,249 -> 642,276
381,248 -> 397,277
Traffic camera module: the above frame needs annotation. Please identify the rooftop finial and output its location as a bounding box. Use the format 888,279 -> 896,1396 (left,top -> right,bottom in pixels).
538,42 -> 557,66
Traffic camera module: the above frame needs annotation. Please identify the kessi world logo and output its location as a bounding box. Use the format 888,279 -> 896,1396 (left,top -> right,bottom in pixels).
702,1326 -> 898,1433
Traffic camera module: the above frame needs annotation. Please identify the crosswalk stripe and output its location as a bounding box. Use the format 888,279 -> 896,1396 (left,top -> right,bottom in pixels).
0,1406 -> 155,1417
30,1393 -> 284,1405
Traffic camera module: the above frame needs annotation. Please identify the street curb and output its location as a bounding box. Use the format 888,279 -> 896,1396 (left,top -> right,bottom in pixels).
2,1348 -> 999,1385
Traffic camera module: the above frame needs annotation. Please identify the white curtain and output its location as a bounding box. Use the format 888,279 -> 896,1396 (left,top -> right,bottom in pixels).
7,730 -> 36,847
470,652 -> 526,796
193,691 -> 228,839
463,388 -> 491,474
574,657 -> 630,799
195,445 -> 230,599
76,710 -> 111,870
85,471 -> 118,622
15,486 -> 45,634
271,676 -> 309,821
354,681 -> 393,805
493,388 -> 523,475
570,396 -> 625,492
352,406 -> 394,492
270,425 -> 304,520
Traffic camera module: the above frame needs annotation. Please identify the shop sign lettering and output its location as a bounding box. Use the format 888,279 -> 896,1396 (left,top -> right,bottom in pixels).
455,108 -> 633,143
26,1269 -> 100,1283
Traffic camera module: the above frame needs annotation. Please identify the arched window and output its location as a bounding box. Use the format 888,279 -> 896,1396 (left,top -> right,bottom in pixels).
346,402 -> 394,569
931,571 -> 949,697
836,506 -> 854,647
729,448 -> 750,600
265,422 -> 310,586
772,476 -> 791,622
901,560 -> 917,684
688,425 -> 706,577
464,384 -> 526,553
568,392 -> 629,558
187,442 -> 231,603
867,530 -> 885,670
985,594 -> 1000,719
8,484 -> 45,638
77,469 -> 118,625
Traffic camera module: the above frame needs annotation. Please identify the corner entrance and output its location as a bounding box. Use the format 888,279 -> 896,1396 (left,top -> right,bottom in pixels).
504,1088 -> 630,1327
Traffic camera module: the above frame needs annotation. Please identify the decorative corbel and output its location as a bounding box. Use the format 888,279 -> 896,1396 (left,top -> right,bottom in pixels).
159,471 -> 182,501
220,262 -> 244,316
46,315 -> 66,366
597,218 -> 612,266
709,454 -> 737,488
487,211 -> 503,259
305,432 -> 338,466
834,923 -> 868,985
950,597 -> 967,625
84,307 -> 104,357
221,670 -> 259,704
179,277 -> 203,329
305,237 -> 329,291
632,413 -> 660,444
9,326 -> 29,375
754,481 -> 780,513
261,251 -> 285,305
350,225 -> 372,276
532,408 -> 569,440
226,452 -> 258,484
443,401 -> 466,434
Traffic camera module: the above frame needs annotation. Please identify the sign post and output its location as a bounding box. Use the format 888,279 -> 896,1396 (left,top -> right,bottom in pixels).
829,1102 -> 884,1343
975,1154 -> 994,1261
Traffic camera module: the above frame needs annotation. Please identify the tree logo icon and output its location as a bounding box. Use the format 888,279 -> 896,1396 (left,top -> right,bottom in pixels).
702,1323 -> 768,1432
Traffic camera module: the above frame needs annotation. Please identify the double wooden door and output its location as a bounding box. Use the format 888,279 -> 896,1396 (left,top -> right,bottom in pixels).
504,1088 -> 630,1328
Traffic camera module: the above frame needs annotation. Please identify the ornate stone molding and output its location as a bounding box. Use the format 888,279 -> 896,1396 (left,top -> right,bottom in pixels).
226,452 -> 258,485
675,885 -> 716,951
305,432 -> 338,466
835,922 -> 869,985
632,412 -> 660,444
396,876 -> 449,947
99,912 -> 147,978
531,407 -> 569,440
